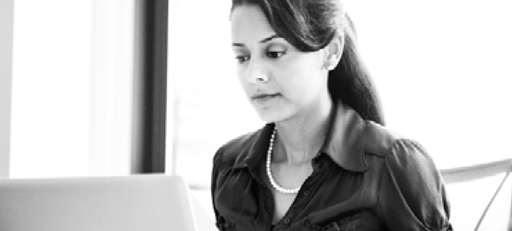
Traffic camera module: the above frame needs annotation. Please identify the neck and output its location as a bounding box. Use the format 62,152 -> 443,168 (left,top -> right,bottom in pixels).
273,98 -> 334,165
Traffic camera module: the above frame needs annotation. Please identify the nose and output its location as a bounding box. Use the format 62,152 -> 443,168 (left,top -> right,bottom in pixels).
245,61 -> 269,84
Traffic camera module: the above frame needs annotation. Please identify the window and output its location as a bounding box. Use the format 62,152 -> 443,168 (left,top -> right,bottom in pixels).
10,0 -> 135,178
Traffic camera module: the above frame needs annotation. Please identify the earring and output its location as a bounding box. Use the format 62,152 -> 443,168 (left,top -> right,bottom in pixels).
323,63 -> 333,71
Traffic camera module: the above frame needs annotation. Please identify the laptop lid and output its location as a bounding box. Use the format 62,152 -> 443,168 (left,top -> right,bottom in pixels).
0,174 -> 214,231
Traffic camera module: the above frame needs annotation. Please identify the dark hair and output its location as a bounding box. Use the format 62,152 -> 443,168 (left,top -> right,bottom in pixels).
231,0 -> 385,125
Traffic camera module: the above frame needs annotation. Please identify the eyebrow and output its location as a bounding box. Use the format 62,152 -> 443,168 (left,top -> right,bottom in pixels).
232,35 -> 282,47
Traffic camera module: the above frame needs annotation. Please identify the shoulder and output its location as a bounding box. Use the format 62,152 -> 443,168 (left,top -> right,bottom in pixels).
213,128 -> 261,164
363,122 -> 452,230
362,121 -> 443,204
362,121 -> 433,173
362,121 -> 404,157
211,127 -> 263,196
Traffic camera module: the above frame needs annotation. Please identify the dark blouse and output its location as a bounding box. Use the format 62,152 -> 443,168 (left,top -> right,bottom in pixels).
211,103 -> 453,231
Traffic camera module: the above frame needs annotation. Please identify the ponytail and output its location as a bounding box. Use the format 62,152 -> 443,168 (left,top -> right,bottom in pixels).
328,14 -> 385,125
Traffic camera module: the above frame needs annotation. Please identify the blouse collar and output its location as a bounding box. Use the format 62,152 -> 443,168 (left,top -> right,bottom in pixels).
232,102 -> 368,173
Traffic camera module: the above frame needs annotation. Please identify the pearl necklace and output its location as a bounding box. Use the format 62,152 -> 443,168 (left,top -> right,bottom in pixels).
266,128 -> 301,194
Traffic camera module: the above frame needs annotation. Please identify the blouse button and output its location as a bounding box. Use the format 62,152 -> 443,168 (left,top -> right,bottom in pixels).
283,218 -> 291,225
303,189 -> 310,197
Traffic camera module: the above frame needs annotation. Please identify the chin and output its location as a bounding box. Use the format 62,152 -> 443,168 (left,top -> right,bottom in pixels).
254,106 -> 293,124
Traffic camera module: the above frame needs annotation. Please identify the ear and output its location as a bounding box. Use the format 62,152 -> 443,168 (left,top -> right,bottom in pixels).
323,34 -> 344,71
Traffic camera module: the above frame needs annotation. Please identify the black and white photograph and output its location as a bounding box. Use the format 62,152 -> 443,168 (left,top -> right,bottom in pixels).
1,0 -> 511,230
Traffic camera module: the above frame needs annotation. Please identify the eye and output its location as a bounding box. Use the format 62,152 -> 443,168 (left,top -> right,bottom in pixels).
235,55 -> 250,64
266,51 -> 285,59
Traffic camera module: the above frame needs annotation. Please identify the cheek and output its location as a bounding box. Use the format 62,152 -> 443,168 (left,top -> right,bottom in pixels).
236,68 -> 251,95
295,58 -> 326,89
280,65 -> 322,88
280,69 -> 325,102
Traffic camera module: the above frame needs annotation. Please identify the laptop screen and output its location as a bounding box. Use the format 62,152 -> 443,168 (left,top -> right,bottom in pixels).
0,174 -> 215,231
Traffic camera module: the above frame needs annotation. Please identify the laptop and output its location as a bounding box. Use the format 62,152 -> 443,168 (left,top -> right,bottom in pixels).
0,174 -> 217,231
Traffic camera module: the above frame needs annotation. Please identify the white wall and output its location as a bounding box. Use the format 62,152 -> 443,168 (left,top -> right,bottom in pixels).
0,0 -> 14,178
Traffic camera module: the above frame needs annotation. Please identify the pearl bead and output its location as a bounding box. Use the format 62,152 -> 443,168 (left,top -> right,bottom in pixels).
266,128 -> 301,194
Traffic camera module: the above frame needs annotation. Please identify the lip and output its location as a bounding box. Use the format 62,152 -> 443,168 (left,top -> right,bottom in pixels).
251,93 -> 280,103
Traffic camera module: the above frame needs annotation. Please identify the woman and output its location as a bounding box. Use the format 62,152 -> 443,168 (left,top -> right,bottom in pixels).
211,0 -> 453,230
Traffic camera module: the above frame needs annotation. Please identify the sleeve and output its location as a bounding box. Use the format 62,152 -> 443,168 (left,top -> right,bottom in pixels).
376,139 -> 453,231
211,147 -> 224,230
211,147 -> 235,231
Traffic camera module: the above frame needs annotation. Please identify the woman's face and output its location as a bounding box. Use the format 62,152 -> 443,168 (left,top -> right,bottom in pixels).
230,5 -> 331,123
